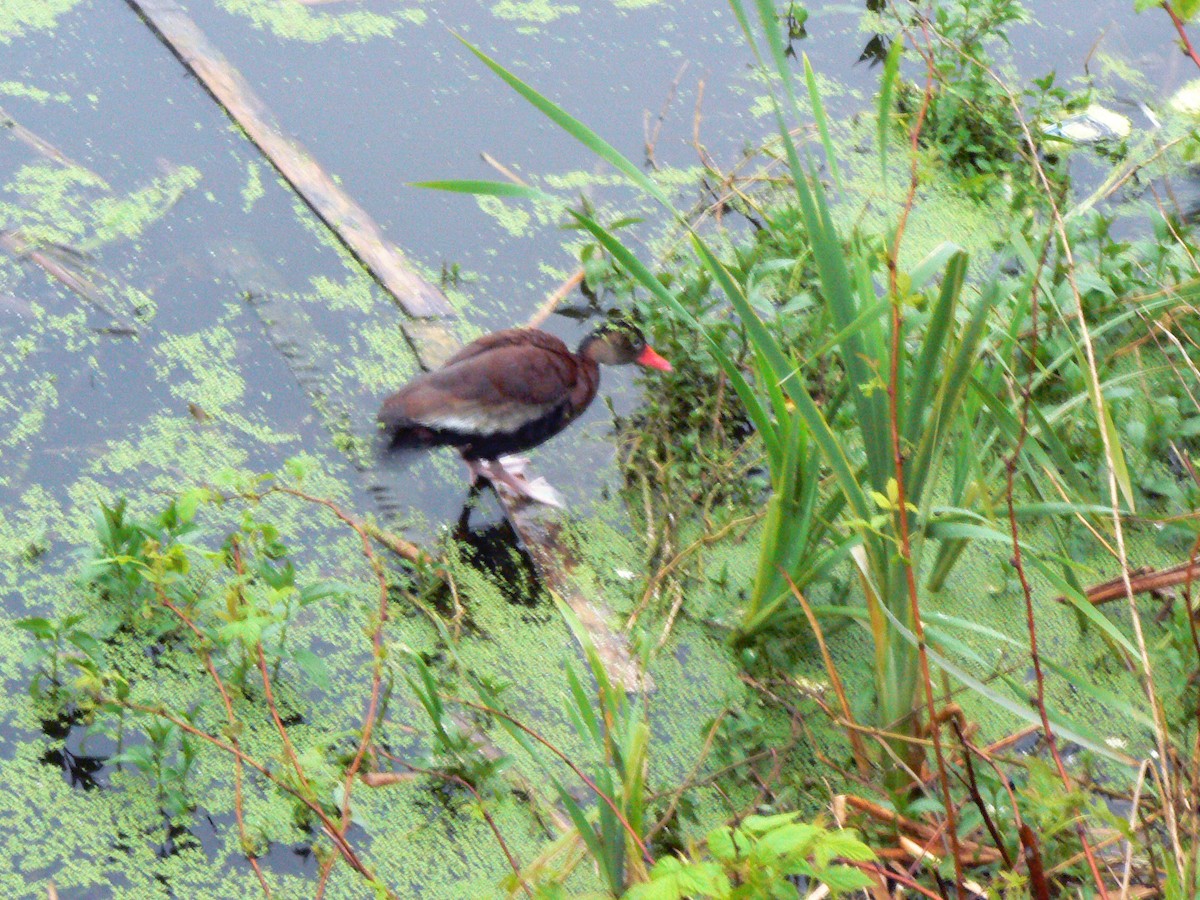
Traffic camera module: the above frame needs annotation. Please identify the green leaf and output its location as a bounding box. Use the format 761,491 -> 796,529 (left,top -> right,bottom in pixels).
626,857 -> 731,900
803,54 -> 841,189
877,36 -> 903,181
1171,0 -> 1200,20
292,648 -> 331,689
757,822 -> 820,859
13,617 -> 55,640
817,864 -> 876,895
816,829 -> 875,863
456,37 -> 670,209
410,179 -> 550,200
707,825 -> 738,862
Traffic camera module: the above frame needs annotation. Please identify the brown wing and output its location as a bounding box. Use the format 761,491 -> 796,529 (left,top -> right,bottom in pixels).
381,331 -> 581,436
440,328 -> 569,368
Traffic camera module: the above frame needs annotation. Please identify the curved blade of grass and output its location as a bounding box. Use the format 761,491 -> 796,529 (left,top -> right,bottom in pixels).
877,36 -> 903,182
410,179 -> 550,200
903,249 -> 967,448
752,0 -> 800,115
803,53 -> 841,189
1023,554 -> 1139,657
799,297 -> 889,367
908,270 -> 993,503
924,622 -> 1140,762
792,164 -> 891,487
566,210 -> 781,464
925,610 -> 1154,731
1043,655 -> 1157,730
886,610 -> 1135,764
908,241 -> 962,291
456,36 -> 671,210
1101,402 -> 1136,513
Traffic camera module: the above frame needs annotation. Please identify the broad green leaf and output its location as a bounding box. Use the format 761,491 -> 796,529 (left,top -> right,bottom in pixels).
292,648 -> 331,690
818,864 -> 877,895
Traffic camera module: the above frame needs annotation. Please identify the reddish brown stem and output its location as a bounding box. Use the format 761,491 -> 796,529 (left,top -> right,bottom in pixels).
1165,3 -> 1200,71
1020,825 -> 1052,900
999,205 -> 1111,898
156,592 -> 271,896
884,23 -> 965,891
121,702 -> 381,887
254,486 -> 396,839
950,719 -> 1013,868
449,696 -> 653,864
376,752 -> 534,898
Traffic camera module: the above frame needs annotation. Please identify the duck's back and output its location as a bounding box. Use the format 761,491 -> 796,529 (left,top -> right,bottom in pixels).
379,328 -> 600,457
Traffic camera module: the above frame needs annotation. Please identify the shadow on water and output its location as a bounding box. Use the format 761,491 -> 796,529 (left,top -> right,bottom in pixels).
371,434 -> 547,613
452,488 -> 549,611
39,706 -> 109,792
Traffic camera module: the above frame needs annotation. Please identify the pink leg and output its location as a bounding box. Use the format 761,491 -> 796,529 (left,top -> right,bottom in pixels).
463,457 -> 488,486
462,456 -> 564,507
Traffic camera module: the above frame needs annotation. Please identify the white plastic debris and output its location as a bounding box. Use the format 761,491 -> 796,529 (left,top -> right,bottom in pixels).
1042,104 -> 1132,144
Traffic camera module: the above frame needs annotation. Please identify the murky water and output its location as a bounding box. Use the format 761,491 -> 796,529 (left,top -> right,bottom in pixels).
0,0 -> 1191,895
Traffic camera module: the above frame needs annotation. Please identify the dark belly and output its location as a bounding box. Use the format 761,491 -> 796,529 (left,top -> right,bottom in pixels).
401,402 -> 576,460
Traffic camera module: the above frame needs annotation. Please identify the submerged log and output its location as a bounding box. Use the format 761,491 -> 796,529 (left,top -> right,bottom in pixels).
123,0 -> 452,321
216,238 -> 647,691
0,105 -> 85,170
0,231 -> 140,334
508,501 -> 653,693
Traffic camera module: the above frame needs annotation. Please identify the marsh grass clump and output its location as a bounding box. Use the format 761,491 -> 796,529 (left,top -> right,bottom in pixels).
426,1 -> 1200,895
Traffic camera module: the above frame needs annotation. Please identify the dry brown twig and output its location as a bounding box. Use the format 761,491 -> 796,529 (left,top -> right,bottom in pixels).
644,62 -> 689,170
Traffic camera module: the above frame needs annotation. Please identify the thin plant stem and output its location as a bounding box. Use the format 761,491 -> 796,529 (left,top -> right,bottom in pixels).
153,589 -> 271,896
448,696 -> 653,864
949,719 -> 1012,868
1165,2 -> 1200,71
377,751 -> 535,898
780,569 -> 872,776
229,539 -> 314,798
884,21 -> 964,890
119,701 -> 385,891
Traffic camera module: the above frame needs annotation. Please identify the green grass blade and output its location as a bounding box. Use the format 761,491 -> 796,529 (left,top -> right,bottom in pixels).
903,249 -> 967,448
1101,401 -> 1136,513
890,612 -> 1134,764
566,211 -> 782,463
792,166 -> 890,486
456,37 -> 671,209
753,0 -> 801,113
410,179 -> 549,200
877,36 -> 903,182
803,53 -> 842,189
1023,555 -> 1139,657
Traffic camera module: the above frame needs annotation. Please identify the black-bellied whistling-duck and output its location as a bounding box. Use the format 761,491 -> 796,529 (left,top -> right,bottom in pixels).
379,320 -> 672,505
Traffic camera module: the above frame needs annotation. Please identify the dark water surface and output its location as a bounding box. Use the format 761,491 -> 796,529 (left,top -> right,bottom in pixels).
0,0 -> 1190,895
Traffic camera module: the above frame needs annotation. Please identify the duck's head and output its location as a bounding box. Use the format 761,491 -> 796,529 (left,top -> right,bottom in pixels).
578,320 -> 672,371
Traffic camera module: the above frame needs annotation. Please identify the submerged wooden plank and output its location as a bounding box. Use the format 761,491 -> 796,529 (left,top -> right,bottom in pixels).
124,0 -> 453,320
508,502 -> 653,693
0,105 -> 85,170
217,237 -> 647,688
0,231 -> 140,334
